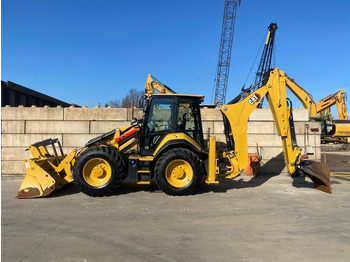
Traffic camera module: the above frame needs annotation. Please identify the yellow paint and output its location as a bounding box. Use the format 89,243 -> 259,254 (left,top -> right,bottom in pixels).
220,68 -> 302,176
153,133 -> 202,157
165,159 -> 193,188
82,158 -> 112,187
205,136 -> 219,184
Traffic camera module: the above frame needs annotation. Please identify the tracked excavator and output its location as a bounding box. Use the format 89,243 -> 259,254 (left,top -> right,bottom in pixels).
316,90 -> 348,121
17,68 -> 332,199
316,90 -> 350,149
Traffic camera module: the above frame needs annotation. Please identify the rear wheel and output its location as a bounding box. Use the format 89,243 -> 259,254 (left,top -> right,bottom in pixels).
73,147 -> 124,197
155,148 -> 203,195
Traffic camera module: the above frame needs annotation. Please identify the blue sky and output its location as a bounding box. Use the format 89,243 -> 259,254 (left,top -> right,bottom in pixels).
2,0 -> 350,110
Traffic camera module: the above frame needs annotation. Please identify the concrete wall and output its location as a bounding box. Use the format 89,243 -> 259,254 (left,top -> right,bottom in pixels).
1,106 -> 322,176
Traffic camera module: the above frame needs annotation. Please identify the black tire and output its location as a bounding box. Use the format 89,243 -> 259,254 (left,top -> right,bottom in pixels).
73,147 -> 124,197
155,148 -> 203,195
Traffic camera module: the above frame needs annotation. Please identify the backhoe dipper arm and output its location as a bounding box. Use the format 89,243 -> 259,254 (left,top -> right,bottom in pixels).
221,68 -> 301,175
284,76 -> 317,118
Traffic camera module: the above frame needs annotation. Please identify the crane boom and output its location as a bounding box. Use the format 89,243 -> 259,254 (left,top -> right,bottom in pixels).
227,22 -> 278,105
254,23 -> 278,87
213,0 -> 240,106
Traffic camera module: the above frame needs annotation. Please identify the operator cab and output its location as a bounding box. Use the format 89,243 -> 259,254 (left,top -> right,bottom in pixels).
139,94 -> 205,155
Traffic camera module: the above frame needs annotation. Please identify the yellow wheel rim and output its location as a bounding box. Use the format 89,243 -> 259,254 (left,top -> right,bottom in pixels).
83,158 -> 112,187
165,159 -> 193,188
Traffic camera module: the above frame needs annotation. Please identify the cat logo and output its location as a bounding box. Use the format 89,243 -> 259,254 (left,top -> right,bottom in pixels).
248,93 -> 261,105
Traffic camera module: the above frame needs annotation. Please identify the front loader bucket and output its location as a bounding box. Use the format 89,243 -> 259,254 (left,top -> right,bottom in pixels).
17,161 -> 57,198
17,138 -> 76,199
300,161 -> 332,194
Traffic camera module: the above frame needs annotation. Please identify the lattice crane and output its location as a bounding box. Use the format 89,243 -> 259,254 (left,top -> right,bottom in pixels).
213,0 -> 241,106
254,23 -> 278,88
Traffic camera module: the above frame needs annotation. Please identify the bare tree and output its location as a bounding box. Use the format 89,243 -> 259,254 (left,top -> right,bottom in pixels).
106,89 -> 144,108
105,99 -> 121,108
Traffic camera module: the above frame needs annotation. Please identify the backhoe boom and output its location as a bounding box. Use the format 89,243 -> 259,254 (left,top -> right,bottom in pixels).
206,68 -> 332,193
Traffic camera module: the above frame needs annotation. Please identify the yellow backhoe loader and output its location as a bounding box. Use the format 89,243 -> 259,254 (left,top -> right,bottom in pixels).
17,68 -> 332,199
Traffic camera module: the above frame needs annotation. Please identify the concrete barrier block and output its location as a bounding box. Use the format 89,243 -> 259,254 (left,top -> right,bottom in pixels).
63,134 -> 98,147
248,146 -> 284,160
213,121 -> 225,134
248,108 -> 310,122
64,108 -> 128,120
248,134 -> 281,147
294,121 -> 322,135
1,121 -> 25,134
202,121 -> 214,135
200,108 -> 221,121
1,147 -> 30,161
128,108 -> 144,120
2,134 -> 63,147
90,121 -> 131,134
1,107 -> 64,120
212,133 -> 227,144
247,121 -> 275,134
296,134 -> 321,147
292,108 -> 309,121
1,161 -> 25,175
26,121 -> 90,134
249,109 -> 273,121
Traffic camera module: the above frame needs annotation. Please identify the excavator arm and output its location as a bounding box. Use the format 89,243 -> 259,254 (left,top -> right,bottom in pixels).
221,68 -> 301,174
316,90 -> 348,120
144,74 -> 176,99
207,68 -> 332,193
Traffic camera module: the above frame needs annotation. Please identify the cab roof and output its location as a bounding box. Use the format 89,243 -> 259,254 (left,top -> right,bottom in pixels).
151,93 -> 204,100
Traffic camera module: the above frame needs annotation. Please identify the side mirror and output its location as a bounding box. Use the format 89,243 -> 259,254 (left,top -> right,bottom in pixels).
142,99 -> 149,112
139,98 -> 145,109
131,118 -> 138,125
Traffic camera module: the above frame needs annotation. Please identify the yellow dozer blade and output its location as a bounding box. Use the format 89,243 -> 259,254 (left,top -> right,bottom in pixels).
17,138 -> 76,199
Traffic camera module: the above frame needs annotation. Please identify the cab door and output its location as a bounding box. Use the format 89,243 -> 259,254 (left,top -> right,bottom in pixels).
139,97 -> 176,155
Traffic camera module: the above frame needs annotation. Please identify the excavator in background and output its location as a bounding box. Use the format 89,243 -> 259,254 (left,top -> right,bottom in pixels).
316,90 -> 350,149
17,68 -> 332,199
284,80 -> 350,149
316,90 -> 348,120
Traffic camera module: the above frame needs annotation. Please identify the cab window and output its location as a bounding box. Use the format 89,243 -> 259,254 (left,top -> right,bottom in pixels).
143,98 -> 174,150
177,98 -> 203,146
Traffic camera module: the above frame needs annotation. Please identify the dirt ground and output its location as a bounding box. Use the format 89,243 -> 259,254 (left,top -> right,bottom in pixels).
2,152 -> 350,262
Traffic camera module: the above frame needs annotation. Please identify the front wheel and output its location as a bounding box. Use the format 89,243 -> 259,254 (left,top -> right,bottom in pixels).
73,147 -> 124,197
155,148 -> 203,195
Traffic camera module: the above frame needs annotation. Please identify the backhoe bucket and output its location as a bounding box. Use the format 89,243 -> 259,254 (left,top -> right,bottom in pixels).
17,138 -> 76,199
300,161 -> 332,194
